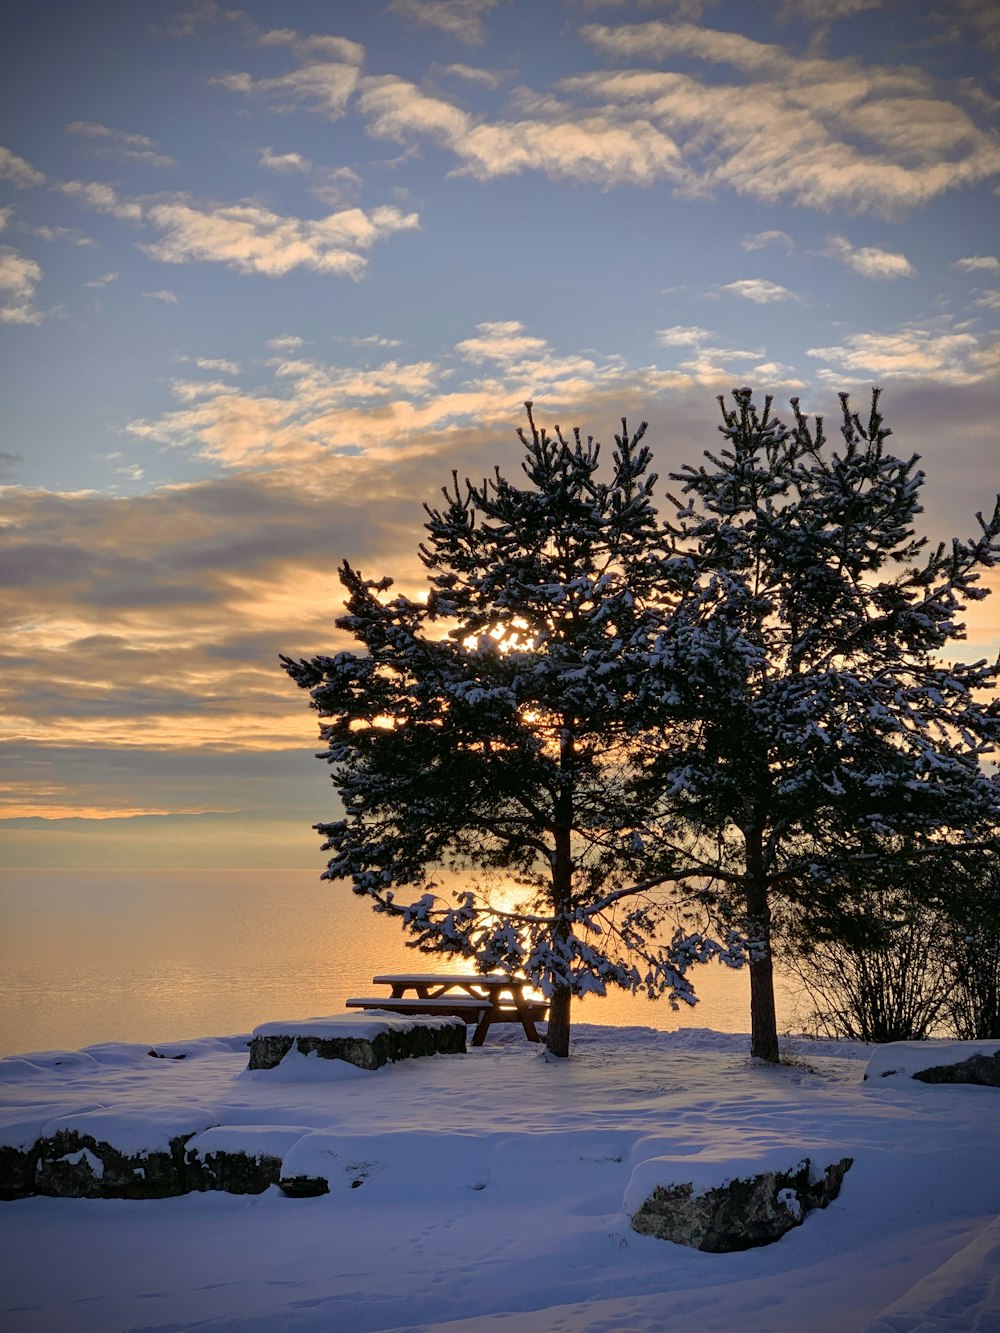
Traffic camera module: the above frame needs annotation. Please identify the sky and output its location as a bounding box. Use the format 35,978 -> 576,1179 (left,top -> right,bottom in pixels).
1,0 -> 998,867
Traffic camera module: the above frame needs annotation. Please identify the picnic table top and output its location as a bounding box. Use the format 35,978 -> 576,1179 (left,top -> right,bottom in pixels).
371,973 -> 526,987
345,995 -> 492,1010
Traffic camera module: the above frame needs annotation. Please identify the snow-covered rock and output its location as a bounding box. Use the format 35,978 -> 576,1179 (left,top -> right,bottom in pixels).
33,1103 -> 220,1198
627,1149 -> 853,1251
185,1125 -> 313,1194
248,1011 -> 468,1071
864,1040 -> 1000,1084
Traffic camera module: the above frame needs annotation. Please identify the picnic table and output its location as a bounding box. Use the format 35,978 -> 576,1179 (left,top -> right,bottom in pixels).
345,973 -> 548,1046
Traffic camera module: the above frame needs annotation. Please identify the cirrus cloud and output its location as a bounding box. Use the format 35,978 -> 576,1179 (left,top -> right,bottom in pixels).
721,278 -> 798,303
58,180 -> 144,221
210,13 -> 1000,213
258,148 -> 312,174
574,21 -> 1000,213
954,255 -> 1000,273
139,200 -> 420,278
0,245 -> 43,324
807,325 -> 994,384
456,320 -> 549,363
66,120 -> 175,169
0,146 -> 45,188
824,233 -> 914,279
214,30 -> 363,119
388,0 -> 503,45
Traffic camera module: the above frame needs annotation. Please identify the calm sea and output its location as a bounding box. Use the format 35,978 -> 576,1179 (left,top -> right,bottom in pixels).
0,869 -> 800,1059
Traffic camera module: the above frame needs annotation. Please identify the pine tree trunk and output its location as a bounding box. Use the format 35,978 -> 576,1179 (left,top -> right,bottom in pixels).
545,724 -> 576,1059
546,984 -> 572,1058
748,948 -> 779,1062
746,824 -> 780,1063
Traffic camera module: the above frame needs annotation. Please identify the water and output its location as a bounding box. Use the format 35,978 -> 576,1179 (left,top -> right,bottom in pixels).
0,869 -> 799,1058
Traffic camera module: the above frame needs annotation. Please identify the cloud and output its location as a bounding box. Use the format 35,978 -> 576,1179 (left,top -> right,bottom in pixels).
142,289 -> 180,303
214,32 -> 363,119
352,334 -> 403,348
974,290 -> 1000,311
741,230 -> 793,252
257,31 -> 365,63
209,11 -> 1000,211
930,0 -> 1000,73
824,234 -> 914,279
85,271 -> 120,288
120,327 -> 651,469
112,463 -> 146,483
6,328 -> 998,821
122,319 -> 793,481
0,244 -> 43,323
456,320 -> 549,363
358,74 -> 689,186
751,360 -> 805,386
31,224 -> 94,246
574,21 -> 1000,213
0,465 -> 444,775
568,0 -> 719,13
387,0 -> 502,45
655,324 -> 713,345
438,63 -> 508,88
268,334 -> 305,351
139,200 -> 420,278
58,180 -> 144,220
774,0 -> 885,22
806,325 -> 993,384
258,148 -> 311,173
0,146 -> 45,188
65,120 -> 175,168
153,0 -> 232,40
669,340 -> 768,383
56,180 -> 418,283
67,119 -> 156,147
195,357 -> 240,374
721,278 -> 798,303
954,255 -> 1000,273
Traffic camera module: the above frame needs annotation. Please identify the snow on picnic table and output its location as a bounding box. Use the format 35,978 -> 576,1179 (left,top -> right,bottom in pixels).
1,1024 -> 999,1332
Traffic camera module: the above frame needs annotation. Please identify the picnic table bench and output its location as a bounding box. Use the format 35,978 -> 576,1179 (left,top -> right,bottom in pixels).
346,973 -> 548,1046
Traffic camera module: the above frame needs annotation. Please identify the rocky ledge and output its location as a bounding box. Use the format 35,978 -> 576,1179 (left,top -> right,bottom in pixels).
1,1013 -> 468,1200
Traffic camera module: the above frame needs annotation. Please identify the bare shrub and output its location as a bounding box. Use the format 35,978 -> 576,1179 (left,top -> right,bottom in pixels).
787,899 -> 949,1044
944,863 -> 1000,1041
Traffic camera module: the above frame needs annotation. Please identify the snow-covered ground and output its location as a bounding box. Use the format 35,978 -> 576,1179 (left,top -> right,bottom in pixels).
1,1024 -> 999,1332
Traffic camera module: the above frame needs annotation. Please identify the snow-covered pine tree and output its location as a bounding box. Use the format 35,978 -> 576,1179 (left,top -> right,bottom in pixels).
641,387 -> 1000,1061
281,405 -> 744,1057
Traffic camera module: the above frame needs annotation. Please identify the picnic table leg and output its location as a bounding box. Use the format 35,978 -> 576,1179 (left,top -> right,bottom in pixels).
471,1010 -> 492,1047
514,1000 -> 542,1042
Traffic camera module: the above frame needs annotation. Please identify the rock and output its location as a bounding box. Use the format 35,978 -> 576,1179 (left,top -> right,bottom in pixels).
864,1040 -> 1000,1082
34,1128 -> 188,1199
279,1174 -> 330,1198
913,1050 -> 1000,1086
0,1144 -> 35,1201
33,1104 -> 219,1199
186,1148 -> 281,1194
0,1105 -> 107,1201
185,1126 -> 311,1194
630,1156 -> 853,1252
248,1012 -> 467,1072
